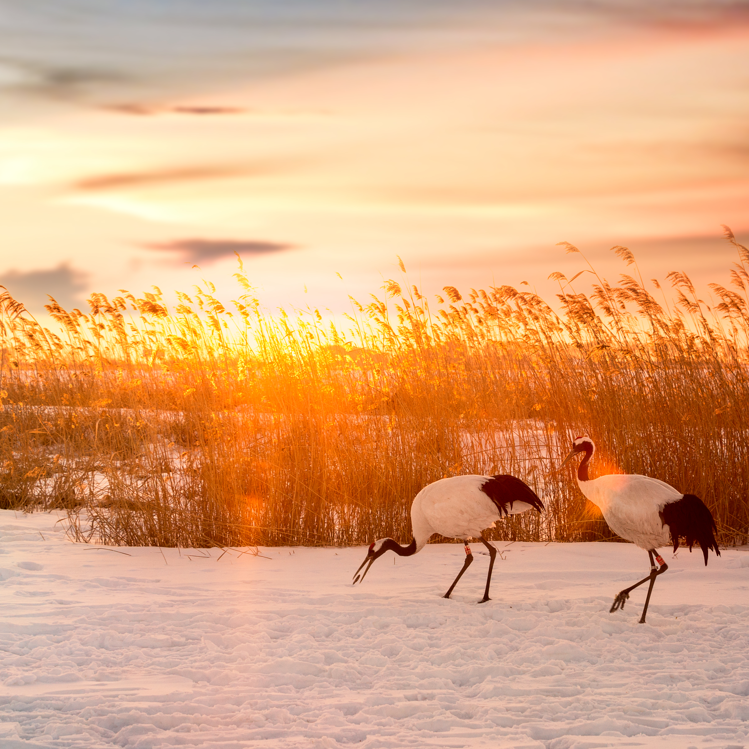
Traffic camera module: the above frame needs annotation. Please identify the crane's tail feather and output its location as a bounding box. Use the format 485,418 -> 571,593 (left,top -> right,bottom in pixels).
660,493 -> 720,565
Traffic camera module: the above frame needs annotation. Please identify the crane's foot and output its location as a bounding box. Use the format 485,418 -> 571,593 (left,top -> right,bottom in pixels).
443,593 -> 452,599
477,596 -> 491,604
610,590 -> 629,613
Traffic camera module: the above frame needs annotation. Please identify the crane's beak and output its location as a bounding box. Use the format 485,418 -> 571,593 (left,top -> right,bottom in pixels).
556,447 -> 580,473
352,544 -> 376,585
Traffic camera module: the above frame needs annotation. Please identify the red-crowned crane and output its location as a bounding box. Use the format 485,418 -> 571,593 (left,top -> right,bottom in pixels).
560,435 -> 720,623
352,474 -> 544,603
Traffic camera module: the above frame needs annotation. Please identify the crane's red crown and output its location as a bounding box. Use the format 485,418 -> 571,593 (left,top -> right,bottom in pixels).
572,435 -> 594,452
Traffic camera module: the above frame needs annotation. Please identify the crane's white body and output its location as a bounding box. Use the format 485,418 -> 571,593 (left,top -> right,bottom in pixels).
408,475 -> 538,551
562,435 -> 719,623
358,473 -> 544,601
576,472 -> 681,550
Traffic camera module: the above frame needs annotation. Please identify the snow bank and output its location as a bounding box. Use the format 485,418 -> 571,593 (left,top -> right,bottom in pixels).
0,511 -> 746,748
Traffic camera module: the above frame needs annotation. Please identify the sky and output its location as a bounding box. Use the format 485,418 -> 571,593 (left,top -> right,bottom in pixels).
1,0 -> 748,319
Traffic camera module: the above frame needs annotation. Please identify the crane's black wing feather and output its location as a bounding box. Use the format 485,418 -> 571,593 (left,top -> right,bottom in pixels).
480,475 -> 544,517
660,493 -> 720,565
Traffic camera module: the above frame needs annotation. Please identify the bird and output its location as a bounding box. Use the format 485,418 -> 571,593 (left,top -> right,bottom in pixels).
352,474 -> 544,603
559,435 -> 720,623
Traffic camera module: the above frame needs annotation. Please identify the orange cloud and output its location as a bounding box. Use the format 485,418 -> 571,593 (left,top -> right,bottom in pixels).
73,166 -> 248,191
144,238 -> 294,264
102,103 -> 245,116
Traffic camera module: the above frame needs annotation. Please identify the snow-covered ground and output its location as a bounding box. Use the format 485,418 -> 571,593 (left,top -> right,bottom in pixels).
1,511 -> 747,749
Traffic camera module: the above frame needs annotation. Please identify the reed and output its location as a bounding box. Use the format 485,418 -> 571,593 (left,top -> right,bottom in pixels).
1,232 -> 747,547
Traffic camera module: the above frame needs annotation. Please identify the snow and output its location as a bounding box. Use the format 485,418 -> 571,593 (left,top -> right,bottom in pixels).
1,511 -> 747,749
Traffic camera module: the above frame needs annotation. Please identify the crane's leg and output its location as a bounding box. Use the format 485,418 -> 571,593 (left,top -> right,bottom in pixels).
478,535 -> 497,604
639,550 -> 668,624
443,543 -> 473,599
610,549 -> 668,623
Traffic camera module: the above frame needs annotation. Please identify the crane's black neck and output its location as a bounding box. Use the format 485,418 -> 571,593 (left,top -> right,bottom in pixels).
577,444 -> 593,482
379,538 -> 417,557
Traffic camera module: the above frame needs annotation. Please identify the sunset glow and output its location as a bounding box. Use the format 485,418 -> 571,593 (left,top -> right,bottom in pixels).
1,1 -> 747,315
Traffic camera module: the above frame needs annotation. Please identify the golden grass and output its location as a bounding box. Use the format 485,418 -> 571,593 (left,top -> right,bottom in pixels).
1,232 -> 748,548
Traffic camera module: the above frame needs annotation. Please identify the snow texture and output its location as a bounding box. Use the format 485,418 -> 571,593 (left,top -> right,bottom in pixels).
0,511 -> 747,749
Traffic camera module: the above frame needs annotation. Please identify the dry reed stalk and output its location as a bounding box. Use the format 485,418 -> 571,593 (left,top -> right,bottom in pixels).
0,233 -> 746,547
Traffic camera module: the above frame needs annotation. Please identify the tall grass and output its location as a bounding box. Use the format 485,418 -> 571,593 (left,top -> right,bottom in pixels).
1,231 -> 748,548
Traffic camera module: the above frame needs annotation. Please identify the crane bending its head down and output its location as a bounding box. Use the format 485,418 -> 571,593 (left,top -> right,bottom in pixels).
353,474 -> 544,604
560,435 -> 720,623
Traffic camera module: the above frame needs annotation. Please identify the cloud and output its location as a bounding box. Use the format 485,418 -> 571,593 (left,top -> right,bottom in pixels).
100,102 -> 160,116
0,263 -> 87,314
4,1 -> 749,114
73,166 -> 251,191
171,105 -> 244,115
71,154 -> 304,191
36,65 -> 125,92
102,103 -> 245,116
1,59 -> 131,102
144,238 -> 294,264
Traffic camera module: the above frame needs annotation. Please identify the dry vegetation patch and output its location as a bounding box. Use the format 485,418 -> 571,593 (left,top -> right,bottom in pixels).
1,234 -> 747,548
